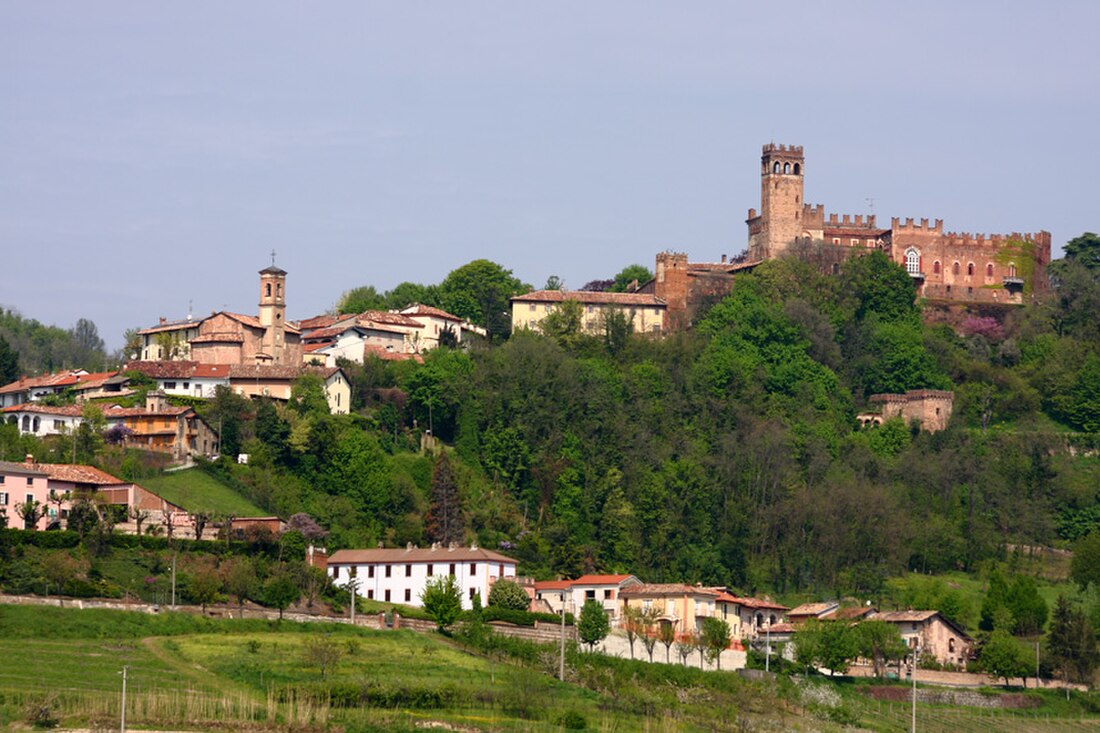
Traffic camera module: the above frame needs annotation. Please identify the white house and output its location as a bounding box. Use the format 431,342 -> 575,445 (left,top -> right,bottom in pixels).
0,370 -> 90,408
327,543 -> 518,610
2,403 -> 85,438
534,574 -> 642,623
125,361 -> 231,398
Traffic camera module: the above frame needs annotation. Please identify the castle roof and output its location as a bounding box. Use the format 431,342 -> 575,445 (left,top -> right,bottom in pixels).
511,290 -> 666,307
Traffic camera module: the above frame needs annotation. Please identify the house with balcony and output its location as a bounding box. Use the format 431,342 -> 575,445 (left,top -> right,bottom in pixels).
532,574 -> 641,623
618,583 -> 722,637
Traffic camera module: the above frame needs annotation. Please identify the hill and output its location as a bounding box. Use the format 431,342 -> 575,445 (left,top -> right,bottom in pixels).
141,467 -> 266,516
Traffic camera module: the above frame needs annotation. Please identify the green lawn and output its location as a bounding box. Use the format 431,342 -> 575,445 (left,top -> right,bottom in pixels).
141,468 -> 266,515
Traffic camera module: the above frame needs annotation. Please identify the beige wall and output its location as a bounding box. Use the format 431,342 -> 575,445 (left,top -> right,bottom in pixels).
512,301 -> 666,336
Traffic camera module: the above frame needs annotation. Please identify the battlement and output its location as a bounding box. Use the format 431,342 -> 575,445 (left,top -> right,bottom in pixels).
937,231 -> 1049,247
656,251 -> 689,265
825,212 -> 879,229
802,203 -> 825,217
762,143 -> 803,156
892,217 -> 945,233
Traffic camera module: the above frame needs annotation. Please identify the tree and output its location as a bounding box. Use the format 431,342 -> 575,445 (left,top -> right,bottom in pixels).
610,265 -> 653,293
438,259 -> 530,339
622,605 -> 643,659
222,557 -> 258,618
1070,531 -> 1100,590
263,572 -> 301,620
544,275 -> 564,290
600,308 -> 632,355
15,499 -> 44,530
641,607 -> 661,663
286,513 -> 328,543
796,619 -> 858,675
1048,595 -> 1099,685
855,620 -> 908,678
188,564 -> 222,614
981,629 -> 1032,686
980,567 -> 1012,632
1006,575 -> 1048,636
701,617 -> 733,670
336,285 -> 387,314
190,511 -> 211,541
657,621 -> 676,663
540,299 -> 584,348
675,631 -> 696,666
1063,231 -> 1100,270
303,634 -> 344,679
290,373 -> 329,417
425,453 -> 463,546
420,575 -> 463,632
487,578 -> 530,611
129,506 -> 150,536
577,599 -> 610,652
0,334 -> 19,384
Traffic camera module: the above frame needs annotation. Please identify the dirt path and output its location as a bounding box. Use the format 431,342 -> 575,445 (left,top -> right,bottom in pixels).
139,636 -> 258,699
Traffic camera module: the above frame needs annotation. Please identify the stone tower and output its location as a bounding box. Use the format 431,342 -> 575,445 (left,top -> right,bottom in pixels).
746,143 -> 805,260
258,264 -> 288,363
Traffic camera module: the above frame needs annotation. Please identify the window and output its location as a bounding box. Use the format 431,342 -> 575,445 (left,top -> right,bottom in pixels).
405,564 -> 412,577
986,263 -> 994,277
1009,263 -> 1017,277
851,238 -> 859,247
643,599 -> 652,611
773,162 -> 780,174
265,283 -> 272,297
404,589 -> 411,602
449,563 -> 456,576
933,261 -> 941,275
832,238 -> 840,245
469,563 -> 477,574
952,262 -> 960,276
469,588 -> 477,599
948,638 -> 956,653
0,475 -> 4,484
367,589 -> 374,600
528,304 -> 535,312
427,564 -> 433,576
385,565 -> 392,578
904,248 -> 920,275
604,589 -> 614,600
26,477 -> 32,486
368,566 -> 375,578
498,564 -> 504,576
183,382 -> 189,389
349,567 -> 357,578
53,420 -> 64,431
783,162 -> 790,174
586,589 -> 596,600
164,382 -> 176,390
26,493 -> 33,503
967,262 -> 974,276
331,567 -> 337,578
0,492 -> 7,505
384,590 -> 391,602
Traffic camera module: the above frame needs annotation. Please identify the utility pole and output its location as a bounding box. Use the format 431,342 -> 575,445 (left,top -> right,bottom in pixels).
1036,641 -> 1041,689
911,644 -> 919,733
170,553 -> 177,609
765,622 -> 771,673
347,578 -> 358,625
120,665 -> 129,733
559,595 -> 566,681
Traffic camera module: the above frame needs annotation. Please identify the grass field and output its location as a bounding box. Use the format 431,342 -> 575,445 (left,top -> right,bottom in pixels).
141,468 -> 266,515
0,604 -> 1097,732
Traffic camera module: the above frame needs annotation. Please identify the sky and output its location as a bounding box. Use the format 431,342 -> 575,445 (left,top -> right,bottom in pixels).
2,2 -> 1098,351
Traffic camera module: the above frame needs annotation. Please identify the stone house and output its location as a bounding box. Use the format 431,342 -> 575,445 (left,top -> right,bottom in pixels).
873,610 -> 974,668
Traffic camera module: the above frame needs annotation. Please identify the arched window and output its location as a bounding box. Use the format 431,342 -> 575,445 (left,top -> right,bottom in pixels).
904,248 -> 920,275
276,283 -> 282,297
986,263 -> 994,277
32,417 -> 39,433
933,261 -> 941,275
773,162 -> 780,174
952,262 -> 960,276
21,415 -> 29,431
948,638 -> 956,653
265,283 -> 272,297
1009,263 -> 1017,277
967,262 -> 975,276
783,162 -> 790,174
793,163 -> 801,175
755,613 -> 763,627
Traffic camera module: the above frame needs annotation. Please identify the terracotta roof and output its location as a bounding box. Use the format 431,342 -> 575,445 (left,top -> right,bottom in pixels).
788,602 -> 840,617
358,311 -> 422,328
572,574 -> 637,585
764,623 -> 796,634
303,324 -> 365,341
137,319 -> 203,336
328,546 -> 518,565
364,346 -> 422,362
2,403 -> 86,417
297,314 -> 342,331
30,462 -> 125,485
227,365 -> 340,380
400,304 -> 462,322
303,343 -> 329,353
0,370 -> 89,395
193,364 -> 232,378
534,580 -> 574,591
728,596 -> 790,611
511,290 -> 667,307
125,361 -> 231,380
259,265 -> 287,276
874,610 -> 939,623
104,405 -> 191,418
0,460 -> 48,477
222,311 -> 263,329
822,606 -> 876,621
619,584 -> 721,598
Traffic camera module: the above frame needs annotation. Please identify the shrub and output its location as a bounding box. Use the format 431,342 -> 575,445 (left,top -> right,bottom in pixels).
487,578 -> 531,611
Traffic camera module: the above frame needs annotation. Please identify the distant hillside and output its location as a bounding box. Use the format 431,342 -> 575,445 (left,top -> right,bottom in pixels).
142,468 -> 266,516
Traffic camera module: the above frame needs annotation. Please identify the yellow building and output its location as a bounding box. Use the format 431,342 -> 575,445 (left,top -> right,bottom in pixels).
510,290 -> 667,336
618,583 -> 722,638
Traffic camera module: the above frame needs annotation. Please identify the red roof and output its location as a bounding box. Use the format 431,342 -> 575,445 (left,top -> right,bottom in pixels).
2,403 -> 86,417
125,361 -> 231,379
572,574 -> 636,585
0,370 -> 89,395
328,546 -> 517,565
619,584 -> 720,598
400,304 -> 462,322
30,462 -> 126,485
358,311 -> 422,328
534,580 -> 574,591
227,365 -> 340,380
137,318 -> 203,336
297,314 -> 342,331
511,290 -> 667,307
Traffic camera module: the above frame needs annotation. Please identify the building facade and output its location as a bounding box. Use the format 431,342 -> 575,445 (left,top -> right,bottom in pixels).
510,290 -> 667,335
327,544 -> 518,611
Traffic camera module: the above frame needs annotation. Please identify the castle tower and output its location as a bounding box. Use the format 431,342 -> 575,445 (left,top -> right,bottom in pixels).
258,263 -> 288,363
747,143 -> 805,260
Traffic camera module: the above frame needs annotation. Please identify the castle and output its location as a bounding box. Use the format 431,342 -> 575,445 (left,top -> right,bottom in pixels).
745,143 -> 1051,304
644,144 -> 1052,330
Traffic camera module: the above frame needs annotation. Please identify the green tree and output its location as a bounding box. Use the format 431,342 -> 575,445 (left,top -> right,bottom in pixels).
188,564 -> 223,613
980,568 -> 1012,632
303,634 -> 344,679
657,620 -> 677,663
540,299 -> 584,348
600,307 -> 633,354
1070,532 -> 1100,590
425,452 -> 464,545
981,629 -> 1032,686
263,572 -> 301,619
610,264 -> 653,292
420,575 -> 463,632
222,556 -> 258,619
701,617 -> 733,670
290,373 -> 330,417
1063,232 -> 1100,270
641,607 -> 661,662
1047,595 -> 1099,684
622,605 -> 643,660
855,620 -> 908,678
14,499 -> 44,530
796,619 -> 858,675
438,259 -> 529,338
0,334 -> 19,384
1006,575 -> 1048,636
487,578 -> 531,611
337,285 -> 387,314
577,599 -> 610,651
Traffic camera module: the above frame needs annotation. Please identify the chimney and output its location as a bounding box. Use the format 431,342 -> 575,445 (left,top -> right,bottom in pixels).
721,254 -> 727,263
159,316 -> 167,325
470,542 -> 478,551
406,542 -> 413,551
24,454 -> 34,465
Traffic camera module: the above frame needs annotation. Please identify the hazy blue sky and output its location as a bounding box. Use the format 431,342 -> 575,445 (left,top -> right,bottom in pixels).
3,2 -> 1098,350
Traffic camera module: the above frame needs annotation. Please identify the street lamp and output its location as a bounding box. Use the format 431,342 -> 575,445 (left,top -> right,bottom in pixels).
346,577 -> 359,625
559,594 -> 573,682
119,665 -> 129,733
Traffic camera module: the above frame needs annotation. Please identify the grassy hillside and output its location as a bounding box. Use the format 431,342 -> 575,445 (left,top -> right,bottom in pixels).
0,604 -> 1097,732
142,467 -> 266,516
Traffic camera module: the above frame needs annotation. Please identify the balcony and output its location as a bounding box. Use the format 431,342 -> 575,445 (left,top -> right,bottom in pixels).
1002,277 -> 1025,294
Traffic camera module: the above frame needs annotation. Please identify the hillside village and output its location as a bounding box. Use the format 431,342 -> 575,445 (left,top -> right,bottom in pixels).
1,144 -> 1098,727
